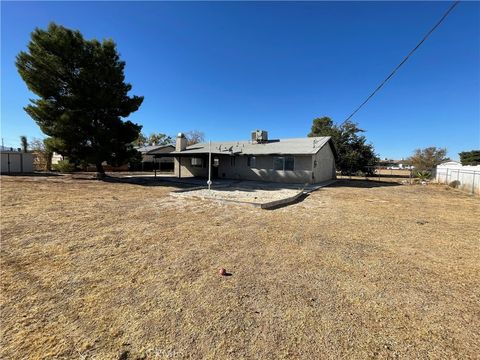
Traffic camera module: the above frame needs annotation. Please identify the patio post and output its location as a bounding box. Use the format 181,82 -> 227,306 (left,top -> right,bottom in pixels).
208,141 -> 212,191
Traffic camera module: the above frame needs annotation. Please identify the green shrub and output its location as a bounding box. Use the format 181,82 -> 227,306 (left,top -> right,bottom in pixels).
52,159 -> 75,172
414,170 -> 432,180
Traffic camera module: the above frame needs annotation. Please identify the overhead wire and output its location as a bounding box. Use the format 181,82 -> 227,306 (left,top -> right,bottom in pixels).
341,0 -> 461,125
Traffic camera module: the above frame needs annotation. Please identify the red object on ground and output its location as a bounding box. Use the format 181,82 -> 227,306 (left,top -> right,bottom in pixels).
219,268 -> 227,276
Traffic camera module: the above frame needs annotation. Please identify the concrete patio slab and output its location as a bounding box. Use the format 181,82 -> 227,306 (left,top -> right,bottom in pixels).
169,178 -> 336,208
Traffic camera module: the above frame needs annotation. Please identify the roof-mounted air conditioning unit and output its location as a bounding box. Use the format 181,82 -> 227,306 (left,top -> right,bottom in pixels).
251,130 -> 268,143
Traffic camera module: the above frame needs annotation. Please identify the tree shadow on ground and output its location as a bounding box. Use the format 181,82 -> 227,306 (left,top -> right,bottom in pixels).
89,174 -> 304,192
1,172 -> 63,177
94,175 -> 200,189
372,174 -> 410,179
331,179 -> 402,188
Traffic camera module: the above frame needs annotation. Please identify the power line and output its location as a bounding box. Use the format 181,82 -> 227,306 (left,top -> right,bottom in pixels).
342,0 -> 461,125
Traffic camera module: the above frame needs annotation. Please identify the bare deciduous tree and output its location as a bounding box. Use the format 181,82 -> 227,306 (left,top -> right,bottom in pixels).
408,147 -> 448,171
30,138 -> 53,171
185,130 -> 205,146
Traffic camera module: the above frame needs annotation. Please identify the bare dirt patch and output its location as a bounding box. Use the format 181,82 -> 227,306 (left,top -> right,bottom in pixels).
1,176 -> 479,359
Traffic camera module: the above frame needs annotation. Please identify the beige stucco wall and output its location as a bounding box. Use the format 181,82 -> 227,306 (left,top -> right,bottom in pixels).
312,144 -> 336,183
217,154 -> 313,183
174,156 -> 209,178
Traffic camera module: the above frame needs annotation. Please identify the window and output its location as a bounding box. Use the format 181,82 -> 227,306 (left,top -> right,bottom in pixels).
273,157 -> 284,170
247,156 -> 256,168
285,156 -> 294,171
191,157 -> 203,167
273,156 -> 295,171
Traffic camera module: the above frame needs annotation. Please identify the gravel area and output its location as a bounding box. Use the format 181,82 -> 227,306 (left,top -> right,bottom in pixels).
173,187 -> 302,204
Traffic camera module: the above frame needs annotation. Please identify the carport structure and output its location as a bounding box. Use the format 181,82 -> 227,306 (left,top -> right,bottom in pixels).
133,144 -> 175,172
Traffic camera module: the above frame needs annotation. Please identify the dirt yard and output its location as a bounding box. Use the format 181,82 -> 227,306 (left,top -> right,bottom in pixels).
1,175 -> 479,359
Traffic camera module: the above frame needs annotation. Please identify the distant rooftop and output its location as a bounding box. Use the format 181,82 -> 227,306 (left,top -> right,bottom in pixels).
135,144 -> 174,154
0,146 -> 21,152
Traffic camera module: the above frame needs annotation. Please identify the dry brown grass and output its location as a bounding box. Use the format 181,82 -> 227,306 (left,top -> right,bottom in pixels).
1,175 -> 479,359
374,169 -> 412,177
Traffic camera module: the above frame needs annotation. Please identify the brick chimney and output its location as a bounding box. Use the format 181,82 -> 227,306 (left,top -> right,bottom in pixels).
176,133 -> 187,151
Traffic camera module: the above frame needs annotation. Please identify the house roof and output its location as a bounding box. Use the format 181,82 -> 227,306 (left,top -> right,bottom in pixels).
135,144 -> 175,155
171,137 -> 336,157
438,161 -> 462,166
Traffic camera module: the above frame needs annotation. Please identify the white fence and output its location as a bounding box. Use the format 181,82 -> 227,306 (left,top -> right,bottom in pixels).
0,151 -> 34,173
435,165 -> 480,195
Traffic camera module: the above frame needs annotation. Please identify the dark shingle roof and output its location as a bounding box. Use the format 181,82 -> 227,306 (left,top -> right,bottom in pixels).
135,144 -> 174,155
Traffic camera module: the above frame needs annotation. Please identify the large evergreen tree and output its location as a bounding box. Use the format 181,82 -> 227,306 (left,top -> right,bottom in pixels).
308,116 -> 378,174
16,23 -> 143,177
459,150 -> 480,166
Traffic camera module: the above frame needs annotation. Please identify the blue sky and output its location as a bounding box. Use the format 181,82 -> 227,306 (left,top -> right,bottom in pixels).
1,1 -> 479,159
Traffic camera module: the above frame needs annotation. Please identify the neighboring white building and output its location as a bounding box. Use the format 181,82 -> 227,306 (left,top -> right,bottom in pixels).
378,159 -> 413,170
435,161 -> 480,195
51,152 -> 64,165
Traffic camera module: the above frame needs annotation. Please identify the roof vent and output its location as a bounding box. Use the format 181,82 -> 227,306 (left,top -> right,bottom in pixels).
251,130 -> 268,143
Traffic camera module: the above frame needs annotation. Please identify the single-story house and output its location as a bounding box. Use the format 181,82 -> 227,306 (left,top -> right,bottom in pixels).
133,144 -> 175,172
171,130 -> 337,184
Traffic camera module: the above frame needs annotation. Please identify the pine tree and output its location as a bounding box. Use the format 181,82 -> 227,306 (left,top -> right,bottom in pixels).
16,23 -> 143,177
308,117 -> 377,174
459,150 -> 480,166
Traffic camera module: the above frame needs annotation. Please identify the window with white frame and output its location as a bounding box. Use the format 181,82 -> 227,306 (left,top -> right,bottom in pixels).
191,157 -> 203,167
273,156 -> 294,171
